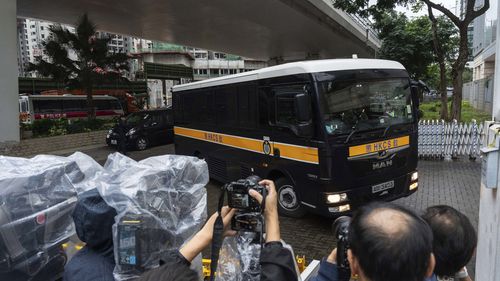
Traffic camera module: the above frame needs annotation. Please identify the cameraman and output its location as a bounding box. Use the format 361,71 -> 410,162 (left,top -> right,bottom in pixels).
422,205 -> 476,281
139,179 -> 297,281
312,202 -> 435,281
64,188 -> 117,281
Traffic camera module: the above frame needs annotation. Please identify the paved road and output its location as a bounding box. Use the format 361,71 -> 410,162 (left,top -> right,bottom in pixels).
61,143 -> 481,276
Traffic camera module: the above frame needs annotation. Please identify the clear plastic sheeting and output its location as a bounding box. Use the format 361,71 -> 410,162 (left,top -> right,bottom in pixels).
216,234 -> 302,281
0,155 -> 81,277
96,153 -> 208,281
215,233 -> 261,281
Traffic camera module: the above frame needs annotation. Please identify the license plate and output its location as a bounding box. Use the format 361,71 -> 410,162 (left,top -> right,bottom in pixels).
372,180 -> 395,193
111,140 -> 117,145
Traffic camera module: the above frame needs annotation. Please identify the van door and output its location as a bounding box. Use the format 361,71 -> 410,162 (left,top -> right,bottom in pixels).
268,84 -> 318,216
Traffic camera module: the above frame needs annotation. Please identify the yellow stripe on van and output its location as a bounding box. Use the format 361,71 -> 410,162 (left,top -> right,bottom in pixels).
349,136 -> 410,157
273,142 -> 319,164
174,126 -> 319,164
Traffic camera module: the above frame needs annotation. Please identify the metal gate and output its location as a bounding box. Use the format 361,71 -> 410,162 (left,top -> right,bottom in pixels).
418,120 -> 484,160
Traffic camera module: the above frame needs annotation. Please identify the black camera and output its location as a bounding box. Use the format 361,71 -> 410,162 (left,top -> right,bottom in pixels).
226,175 -> 265,212
231,213 -> 265,233
116,213 -> 172,273
332,216 -> 351,281
223,175 -> 266,233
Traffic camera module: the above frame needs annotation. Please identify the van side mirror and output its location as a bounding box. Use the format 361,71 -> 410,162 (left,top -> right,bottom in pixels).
411,86 -> 420,108
295,93 -> 311,122
294,93 -> 313,137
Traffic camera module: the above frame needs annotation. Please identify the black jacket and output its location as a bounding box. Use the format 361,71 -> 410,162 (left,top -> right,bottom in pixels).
260,242 -> 298,281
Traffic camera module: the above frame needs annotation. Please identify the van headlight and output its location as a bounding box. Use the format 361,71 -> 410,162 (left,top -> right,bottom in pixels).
126,128 -> 136,136
326,193 -> 348,204
411,171 -> 418,182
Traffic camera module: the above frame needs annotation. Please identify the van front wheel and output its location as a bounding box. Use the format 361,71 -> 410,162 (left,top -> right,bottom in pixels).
275,177 -> 307,218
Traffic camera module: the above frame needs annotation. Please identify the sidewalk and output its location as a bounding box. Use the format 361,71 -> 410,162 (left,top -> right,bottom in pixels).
41,143 -> 175,164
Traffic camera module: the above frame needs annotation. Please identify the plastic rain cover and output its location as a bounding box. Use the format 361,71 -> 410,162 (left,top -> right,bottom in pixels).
0,154 -> 82,277
215,234 -> 301,281
215,233 -> 261,281
97,153 -> 208,281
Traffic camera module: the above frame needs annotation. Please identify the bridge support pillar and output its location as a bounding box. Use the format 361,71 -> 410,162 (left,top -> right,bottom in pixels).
475,2 -> 500,280
0,0 -> 20,143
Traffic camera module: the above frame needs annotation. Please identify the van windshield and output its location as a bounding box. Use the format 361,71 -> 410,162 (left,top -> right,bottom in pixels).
318,78 -> 413,135
126,112 -> 150,125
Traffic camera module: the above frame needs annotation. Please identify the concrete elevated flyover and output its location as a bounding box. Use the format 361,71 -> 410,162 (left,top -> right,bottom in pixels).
0,0 -> 382,143
18,0 -> 380,62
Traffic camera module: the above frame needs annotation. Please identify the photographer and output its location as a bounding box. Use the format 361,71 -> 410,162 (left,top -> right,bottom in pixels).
422,205 -> 477,281
312,202 -> 435,281
139,179 -> 297,281
64,188 -> 117,281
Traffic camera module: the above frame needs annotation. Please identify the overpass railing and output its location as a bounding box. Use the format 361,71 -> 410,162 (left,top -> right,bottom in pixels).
418,119 -> 484,160
345,13 -> 382,47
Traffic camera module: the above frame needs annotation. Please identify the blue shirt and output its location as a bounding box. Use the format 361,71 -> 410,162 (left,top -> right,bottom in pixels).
426,275 -> 439,281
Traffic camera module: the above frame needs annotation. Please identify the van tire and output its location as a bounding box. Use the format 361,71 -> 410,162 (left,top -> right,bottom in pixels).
275,177 -> 307,218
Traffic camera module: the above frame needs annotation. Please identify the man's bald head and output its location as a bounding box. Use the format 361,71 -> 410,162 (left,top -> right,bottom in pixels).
348,202 -> 433,281
365,207 -> 412,237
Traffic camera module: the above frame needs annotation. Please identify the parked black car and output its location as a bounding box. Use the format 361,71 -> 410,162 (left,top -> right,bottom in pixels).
106,108 -> 173,150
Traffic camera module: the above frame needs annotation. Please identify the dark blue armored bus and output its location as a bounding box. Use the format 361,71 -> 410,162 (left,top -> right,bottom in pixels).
172,59 -> 419,217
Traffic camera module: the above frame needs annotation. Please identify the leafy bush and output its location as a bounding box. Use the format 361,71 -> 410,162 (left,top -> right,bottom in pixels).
32,119 -> 55,137
32,118 -> 114,137
66,121 -> 87,134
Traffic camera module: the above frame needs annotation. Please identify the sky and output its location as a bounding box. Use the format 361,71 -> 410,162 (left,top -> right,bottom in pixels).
393,0 -> 459,18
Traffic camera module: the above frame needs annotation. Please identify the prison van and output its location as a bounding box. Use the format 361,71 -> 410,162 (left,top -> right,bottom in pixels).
172,59 -> 419,217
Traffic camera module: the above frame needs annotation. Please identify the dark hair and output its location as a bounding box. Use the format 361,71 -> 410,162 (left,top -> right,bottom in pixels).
423,205 -> 477,277
138,262 -> 199,281
349,202 -> 433,281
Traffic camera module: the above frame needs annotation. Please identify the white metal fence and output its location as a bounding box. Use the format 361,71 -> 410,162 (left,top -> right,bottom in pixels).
418,120 -> 484,160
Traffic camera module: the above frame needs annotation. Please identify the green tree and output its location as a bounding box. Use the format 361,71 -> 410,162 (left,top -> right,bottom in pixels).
427,13 -> 459,120
374,12 -> 434,80
29,14 -> 129,120
374,12 -> 458,120
333,0 -> 490,121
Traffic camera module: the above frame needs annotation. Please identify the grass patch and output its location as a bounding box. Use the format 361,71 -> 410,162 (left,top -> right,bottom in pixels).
420,101 -> 491,123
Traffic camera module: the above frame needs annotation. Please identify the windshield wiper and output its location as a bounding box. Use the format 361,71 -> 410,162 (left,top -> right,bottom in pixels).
344,121 -> 360,144
382,121 -> 413,138
381,122 -> 394,138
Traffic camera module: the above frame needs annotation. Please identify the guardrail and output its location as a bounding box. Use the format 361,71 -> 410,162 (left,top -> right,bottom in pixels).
345,13 -> 382,47
418,119 -> 484,160
300,260 -> 321,280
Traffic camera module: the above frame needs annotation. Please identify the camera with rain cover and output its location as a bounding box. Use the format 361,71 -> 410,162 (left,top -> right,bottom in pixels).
116,186 -> 197,273
224,175 -> 266,233
116,213 -> 173,273
332,216 -> 352,281
226,175 -> 265,212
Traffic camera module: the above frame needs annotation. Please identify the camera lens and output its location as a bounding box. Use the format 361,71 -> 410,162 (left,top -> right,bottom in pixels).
246,175 -> 262,185
332,216 -> 351,235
